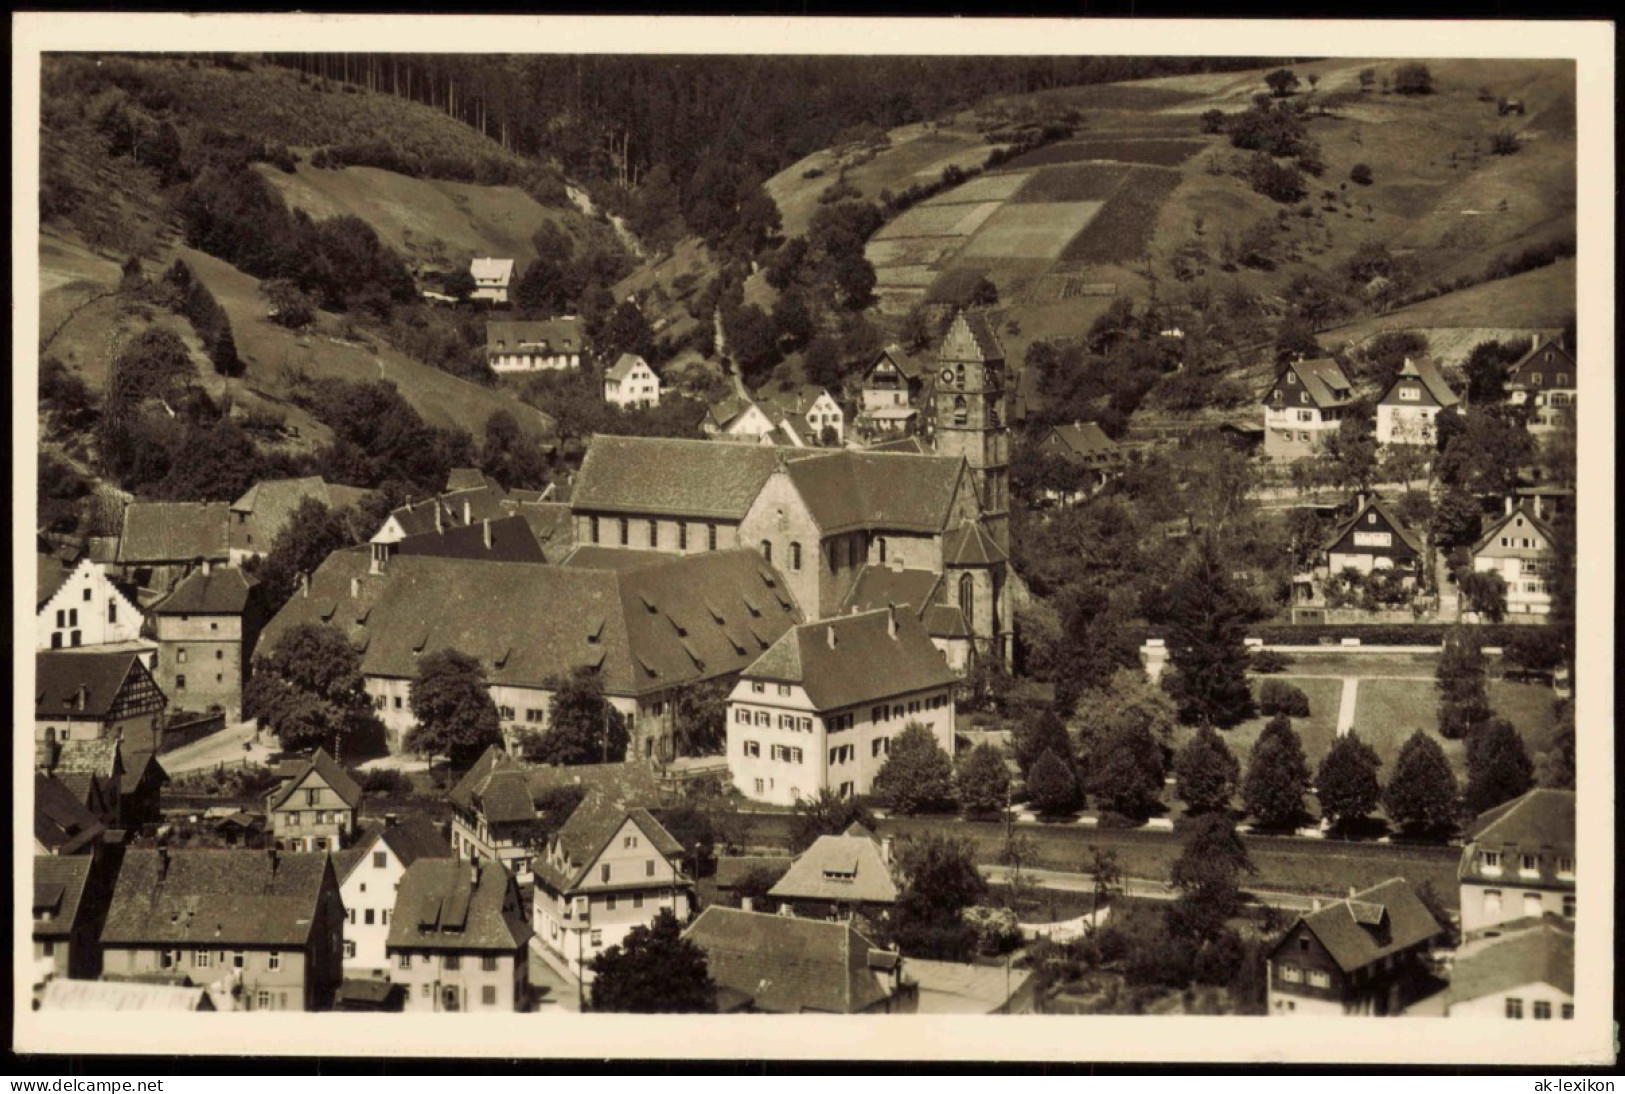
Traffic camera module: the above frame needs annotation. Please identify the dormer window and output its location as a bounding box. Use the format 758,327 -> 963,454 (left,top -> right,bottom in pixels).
1520,854 -> 1539,877
1480,851 -> 1503,875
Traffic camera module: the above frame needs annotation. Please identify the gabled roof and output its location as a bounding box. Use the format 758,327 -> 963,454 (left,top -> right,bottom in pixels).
742,607 -> 958,712
486,318 -> 582,353
445,467 -> 494,492
1279,878 -> 1441,975
1507,339 -> 1577,388
151,566 -> 253,616
1444,921 -> 1574,1008
389,514 -> 548,564
34,649 -> 152,720
605,353 -> 652,383
1463,788 -> 1575,858
534,791 -> 684,892
1379,357 -> 1460,409
1471,502 -> 1557,556
938,311 -> 1004,365
33,854 -> 95,937
117,502 -> 230,563
1325,495 -> 1425,557
942,520 -> 1008,567
102,850 -> 336,947
1268,358 -> 1354,410
1045,421 -> 1118,461
783,451 -> 967,535
386,858 -> 532,953
35,774 -> 107,854
469,257 -> 515,283
683,906 -> 895,1014
230,478 -> 372,552
574,435 -> 782,519
517,502 -> 576,562
446,747 -> 664,825
336,815 -> 454,883
37,553 -> 71,610
381,483 -> 544,539
865,344 -> 929,382
266,748 -> 363,813
841,566 -> 943,620
768,832 -> 899,906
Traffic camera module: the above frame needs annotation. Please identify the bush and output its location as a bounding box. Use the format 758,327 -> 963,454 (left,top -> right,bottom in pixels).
1392,63 -> 1434,96
1489,130 -> 1520,156
1247,156 -> 1308,204
1349,163 -> 1373,186
1257,680 -> 1310,718
359,768 -> 415,796
1250,650 -> 1293,674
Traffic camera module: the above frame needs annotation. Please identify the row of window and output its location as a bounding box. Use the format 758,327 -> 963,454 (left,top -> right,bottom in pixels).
162,949 -> 273,971
172,672 -> 227,691
1481,889 -> 1575,919
548,920 -> 606,948
175,648 -> 226,664
348,907 -> 391,926
1478,851 -> 1574,878
1277,964 -> 1331,988
54,601 -> 121,627
732,709 -> 815,732
397,952 -> 502,972
871,696 -> 946,722
589,516 -> 718,552
282,810 -> 345,828
1505,998 -> 1572,1020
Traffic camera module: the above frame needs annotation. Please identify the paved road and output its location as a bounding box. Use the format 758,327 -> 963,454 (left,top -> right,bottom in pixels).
159,720 -> 275,774
981,865 -> 1321,913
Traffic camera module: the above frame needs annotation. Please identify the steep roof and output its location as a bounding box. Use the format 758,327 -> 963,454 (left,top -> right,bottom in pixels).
230,477 -> 372,551
151,566 -> 253,616
445,468 -> 494,492
1325,495 -> 1426,557
1472,502 -> 1557,556
866,344 -> 929,382
1282,878 -> 1442,975
683,906 -> 895,1014
841,566 -> 943,619
1046,421 -> 1118,461
382,483 -> 545,539
33,854 -> 96,938
1380,357 -> 1460,409
266,748 -> 363,813
36,552 -> 71,610
742,607 -> 958,711
942,520 -> 1008,566
560,546 -> 671,571
35,774 -> 107,854
117,502 -> 230,563
534,791 -> 684,892
605,353 -> 651,383
938,311 -> 1004,365
768,832 -> 900,906
574,435 -> 782,519
1269,358 -> 1354,410
485,318 -> 581,353
102,850 -> 335,947
389,514 -> 548,564
469,257 -> 515,283
1444,921 -> 1574,1008
386,858 -> 532,953
1507,338 -> 1577,387
446,748 -> 664,824
336,815 -> 453,883
1463,788 -> 1575,858
784,451 -> 966,535
34,649 -> 149,720
516,502 -> 576,562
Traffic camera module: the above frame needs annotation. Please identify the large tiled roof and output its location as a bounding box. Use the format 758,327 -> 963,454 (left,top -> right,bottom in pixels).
267,748 -> 363,813
842,566 -> 943,617
1381,357 -> 1460,409
446,748 -> 664,825
1325,495 -> 1425,557
386,858 -> 532,953
35,774 -> 107,854
1471,502 -> 1557,557
102,849 -> 335,947
742,607 -> 957,712
1269,358 -> 1354,410
574,435 -> 783,519
517,503 -> 576,562
1444,921 -> 1573,1008
1284,878 -> 1442,974
151,566 -> 253,615
445,468 -> 494,492
1046,421 -> 1118,461
683,906 -> 895,1014
43,737 -> 124,780
785,451 -> 966,535
534,791 -> 684,892
942,520 -> 1007,566
34,649 -> 149,720
485,318 -> 580,353
382,483 -> 547,540
33,854 -> 95,938
117,502 -> 230,563
1462,788 -> 1575,870
230,478 -> 372,553
938,311 -> 1004,365
768,832 -> 899,906
389,514 -> 548,564
560,546 -> 670,571
254,548 -> 379,651
470,257 -> 515,283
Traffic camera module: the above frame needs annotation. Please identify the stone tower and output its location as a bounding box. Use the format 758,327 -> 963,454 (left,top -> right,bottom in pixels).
933,310 -> 1010,554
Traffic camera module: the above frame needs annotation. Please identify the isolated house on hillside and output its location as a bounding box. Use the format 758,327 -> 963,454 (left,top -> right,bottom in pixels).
1470,500 -> 1559,617
469,257 -> 515,305
1262,357 -> 1355,461
1458,788 -> 1575,936
1265,878 -> 1443,1017
1505,338 -> 1576,441
486,318 -> 584,372
1323,494 -> 1426,580
603,353 -> 661,409
1038,420 -> 1124,502
387,858 -> 533,1012
1376,357 -> 1460,446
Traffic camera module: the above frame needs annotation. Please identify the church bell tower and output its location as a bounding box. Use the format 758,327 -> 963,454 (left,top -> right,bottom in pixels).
933,310 -> 1010,554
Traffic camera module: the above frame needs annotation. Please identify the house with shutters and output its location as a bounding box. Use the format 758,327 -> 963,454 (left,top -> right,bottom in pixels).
1505,338 -> 1576,440
468,257 -> 515,305
1376,357 -> 1460,446
335,814 -> 454,976
1265,878 -> 1443,1016
603,353 -> 661,409
766,824 -> 900,923
265,749 -> 363,852
1458,788 -> 1575,936
1470,499 -> 1558,616
446,749 -> 663,883
1262,357 -> 1356,460
727,606 -> 958,806
531,791 -> 693,985
387,857 -> 533,1012
36,556 -> 146,653
34,647 -> 167,753
682,906 -> 904,1014
100,848 -> 346,1012
228,477 -> 373,564
701,395 -> 779,443
486,318 -> 585,372
1323,494 -> 1426,581
32,855 -> 105,987
1443,919 -> 1574,1021
149,562 -> 259,720
855,344 -> 933,441
114,500 -> 231,596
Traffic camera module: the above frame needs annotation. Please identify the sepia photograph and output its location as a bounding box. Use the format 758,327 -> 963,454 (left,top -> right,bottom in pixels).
11,14 -> 1613,1068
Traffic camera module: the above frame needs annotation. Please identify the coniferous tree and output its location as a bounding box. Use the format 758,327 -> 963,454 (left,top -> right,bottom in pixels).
954,742 -> 1012,817
1175,725 -> 1241,816
1437,627 -> 1492,739
1162,534 -> 1257,728
1026,749 -> 1081,817
1464,718 -> 1535,815
1315,731 -> 1383,831
1382,730 -> 1459,837
1243,716 -> 1311,829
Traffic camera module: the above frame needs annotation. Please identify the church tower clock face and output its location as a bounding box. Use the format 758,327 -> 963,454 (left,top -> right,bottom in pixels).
941,368 -> 956,385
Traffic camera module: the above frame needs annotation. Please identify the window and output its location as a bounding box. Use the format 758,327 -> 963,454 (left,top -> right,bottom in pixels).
194,949 -> 211,968
601,864 -> 611,883
618,518 -> 630,546
84,587 -> 92,601
306,789 -> 319,807
482,955 -> 498,972
872,738 -> 888,758
233,951 -> 244,969
1505,998 -> 1524,1020
256,990 -> 271,1011
365,909 -> 376,925
1562,1004 -> 1574,1020
1483,889 -> 1502,917
394,696 -> 403,709
175,674 -> 186,690
348,908 -> 356,924
754,779 -> 764,794
374,851 -> 388,868
1563,894 -> 1576,918
624,835 -> 639,849
215,650 -> 223,660
877,538 -> 887,563
1281,965 -> 1303,983
591,930 -> 603,948
288,812 -> 300,827
648,520 -> 659,548
499,705 -> 515,720
789,542 -> 802,571
1533,1001 -> 1552,1021
1480,851 -> 1502,875
1520,854 -> 1539,876
482,986 -> 497,1007
1523,893 -> 1543,918
55,610 -> 64,628
269,951 -> 281,971
445,955 -> 461,971
1306,970 -> 1331,988
343,940 -> 357,959
69,608 -> 78,627
679,523 -> 689,550
707,524 -> 718,551
590,516 -> 600,544
744,740 -> 760,758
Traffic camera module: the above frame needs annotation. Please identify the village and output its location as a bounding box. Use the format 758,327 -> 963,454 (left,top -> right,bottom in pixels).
30,50 -> 1583,1027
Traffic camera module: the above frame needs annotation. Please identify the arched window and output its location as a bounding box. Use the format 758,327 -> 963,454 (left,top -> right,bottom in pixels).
789,542 -> 802,571
959,572 -> 976,626
761,540 -> 772,565
877,537 -> 887,564
952,396 -> 968,426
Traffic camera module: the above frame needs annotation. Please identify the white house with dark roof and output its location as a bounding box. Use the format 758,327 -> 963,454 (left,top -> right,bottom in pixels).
486,318 -> 584,372
702,395 -> 778,443
603,353 -> 660,409
1505,338 -> 1576,440
1458,788 -> 1575,936
468,257 -> 515,305
1470,499 -> 1559,616
1443,919 -> 1574,1021
856,344 -> 933,441
765,385 -> 845,445
727,606 -> 958,806
265,748 -> 363,853
1265,878 -> 1443,1017
335,814 -> 454,975
34,647 -> 167,751
1263,357 -> 1356,461
36,556 -> 145,653
1323,494 -> 1427,580
387,857 -> 533,1011
1376,357 -> 1460,446
531,791 -> 692,985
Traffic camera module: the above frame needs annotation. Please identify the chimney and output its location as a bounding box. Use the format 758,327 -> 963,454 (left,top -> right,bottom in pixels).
1533,495 -> 1544,520
886,602 -> 898,639
298,572 -> 310,599
827,625 -> 837,650
741,896 -> 754,914
350,577 -> 360,599
202,557 -> 212,577
483,518 -> 492,550
1506,496 -> 1515,516
463,500 -> 472,526
1311,898 -> 1321,912
1348,885 -> 1358,899
881,837 -> 893,865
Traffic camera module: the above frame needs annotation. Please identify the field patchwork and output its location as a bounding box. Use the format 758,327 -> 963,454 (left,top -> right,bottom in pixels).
1056,166 -> 1183,266
922,171 -> 1033,206
864,237 -> 959,268
959,201 -> 1105,260
998,138 -> 1208,171
1011,163 -> 1132,204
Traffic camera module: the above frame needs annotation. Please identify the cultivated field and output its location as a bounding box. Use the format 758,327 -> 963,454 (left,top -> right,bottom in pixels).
1010,164 -> 1131,204
922,171 -> 1034,206
998,138 -> 1208,171
1056,167 -> 1184,266
959,202 -> 1106,261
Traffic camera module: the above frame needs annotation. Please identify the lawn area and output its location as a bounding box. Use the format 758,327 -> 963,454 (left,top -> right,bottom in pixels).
959,202 -> 1105,260
1199,675 -> 1345,771
1346,678 -> 1445,775
988,884 -> 1096,924
1488,680 -> 1563,758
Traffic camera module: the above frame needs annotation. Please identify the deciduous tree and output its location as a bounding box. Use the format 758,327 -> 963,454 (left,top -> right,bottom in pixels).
531,666 -> 630,766
1026,749 -> 1081,817
1315,731 -> 1383,831
405,648 -> 503,768
244,622 -> 382,759
892,832 -> 987,960
787,788 -> 874,854
1168,814 -> 1253,941
872,722 -> 955,816
1382,730 -> 1459,837
588,909 -> 717,1013
955,742 -> 1012,817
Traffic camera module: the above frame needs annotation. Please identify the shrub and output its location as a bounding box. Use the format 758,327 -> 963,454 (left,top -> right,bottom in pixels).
1489,130 -> 1520,156
359,768 -> 415,796
1247,156 -> 1308,204
1257,680 -> 1310,718
1349,163 -> 1373,186
1391,63 -> 1435,96
1250,650 -> 1293,674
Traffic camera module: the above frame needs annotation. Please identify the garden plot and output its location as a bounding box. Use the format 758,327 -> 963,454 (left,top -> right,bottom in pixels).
876,201 -> 1000,239
1058,167 -> 1183,265
959,201 -> 1104,261
865,236 -> 958,268
873,264 -> 940,289
1011,163 -> 1131,204
922,171 -> 1034,206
